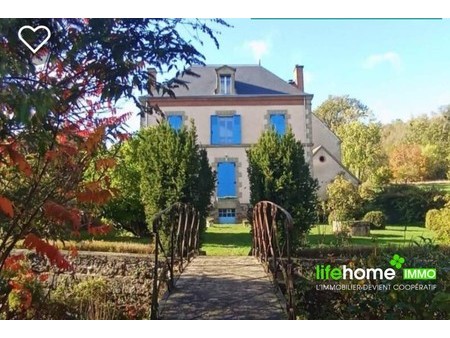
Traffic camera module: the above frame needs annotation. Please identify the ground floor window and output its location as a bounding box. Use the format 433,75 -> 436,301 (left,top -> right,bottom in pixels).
218,208 -> 236,218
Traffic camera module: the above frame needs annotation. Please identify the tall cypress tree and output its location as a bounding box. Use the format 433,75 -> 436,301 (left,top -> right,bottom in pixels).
247,128 -> 318,249
138,121 -> 215,244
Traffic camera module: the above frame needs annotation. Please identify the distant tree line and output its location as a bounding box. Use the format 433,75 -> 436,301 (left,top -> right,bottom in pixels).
314,95 -> 450,184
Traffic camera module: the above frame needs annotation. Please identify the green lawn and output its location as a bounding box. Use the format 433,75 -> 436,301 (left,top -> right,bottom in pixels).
200,224 -> 252,256
200,223 -> 437,255
38,221 -> 437,254
415,181 -> 450,193
309,224 -> 437,247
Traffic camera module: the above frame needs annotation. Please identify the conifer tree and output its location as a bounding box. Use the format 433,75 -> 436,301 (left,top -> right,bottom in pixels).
138,122 -> 215,244
247,128 -> 318,249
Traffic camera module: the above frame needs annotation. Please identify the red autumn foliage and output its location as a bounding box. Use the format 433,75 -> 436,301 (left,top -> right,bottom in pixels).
77,189 -> 113,204
23,234 -> 72,271
87,224 -> 111,236
4,254 -> 25,272
69,246 -> 78,258
3,145 -> 32,177
43,201 -> 81,230
0,196 -> 14,218
84,126 -> 106,154
39,273 -> 49,282
95,158 -> 117,170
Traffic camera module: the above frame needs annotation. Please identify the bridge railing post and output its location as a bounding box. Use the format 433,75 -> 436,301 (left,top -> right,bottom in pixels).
150,202 -> 202,320
251,200 -> 295,320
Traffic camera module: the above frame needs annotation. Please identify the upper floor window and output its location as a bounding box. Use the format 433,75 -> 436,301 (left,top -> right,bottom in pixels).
269,113 -> 286,135
211,115 -> 241,145
167,114 -> 183,131
219,75 -> 232,95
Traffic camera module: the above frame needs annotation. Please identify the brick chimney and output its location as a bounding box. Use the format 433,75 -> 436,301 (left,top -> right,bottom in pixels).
293,65 -> 304,92
148,67 -> 157,94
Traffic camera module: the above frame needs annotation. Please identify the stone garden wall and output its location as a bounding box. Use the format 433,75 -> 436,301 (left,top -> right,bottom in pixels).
17,250 -> 157,318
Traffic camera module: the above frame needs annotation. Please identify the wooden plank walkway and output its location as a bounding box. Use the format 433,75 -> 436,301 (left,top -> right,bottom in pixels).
159,256 -> 286,320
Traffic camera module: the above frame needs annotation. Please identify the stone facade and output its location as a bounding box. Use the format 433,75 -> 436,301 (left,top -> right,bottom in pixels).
141,65 -> 359,222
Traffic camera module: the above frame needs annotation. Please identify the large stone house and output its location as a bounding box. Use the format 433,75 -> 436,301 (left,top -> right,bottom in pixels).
140,64 -> 358,223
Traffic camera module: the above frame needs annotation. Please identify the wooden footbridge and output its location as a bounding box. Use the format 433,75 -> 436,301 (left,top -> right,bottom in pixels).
150,202 -> 295,320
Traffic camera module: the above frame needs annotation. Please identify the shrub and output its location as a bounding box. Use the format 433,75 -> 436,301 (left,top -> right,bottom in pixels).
425,209 -> 440,231
425,208 -> 450,242
370,184 -> 446,223
52,277 -> 118,320
327,210 -> 350,225
363,211 -> 386,229
0,255 -> 46,319
326,174 -> 362,220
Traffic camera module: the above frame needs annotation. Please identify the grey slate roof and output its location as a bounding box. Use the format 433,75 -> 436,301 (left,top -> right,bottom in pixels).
167,65 -> 307,97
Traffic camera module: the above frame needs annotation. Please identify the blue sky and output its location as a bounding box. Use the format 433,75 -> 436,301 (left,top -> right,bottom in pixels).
126,18 -> 450,130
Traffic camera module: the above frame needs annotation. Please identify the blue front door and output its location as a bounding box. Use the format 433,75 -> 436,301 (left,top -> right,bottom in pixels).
217,162 -> 236,198
217,162 -> 237,223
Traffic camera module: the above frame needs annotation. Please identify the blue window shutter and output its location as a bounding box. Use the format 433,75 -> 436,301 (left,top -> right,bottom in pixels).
167,115 -> 183,131
232,115 -> 241,144
211,115 -> 219,144
270,114 -> 286,135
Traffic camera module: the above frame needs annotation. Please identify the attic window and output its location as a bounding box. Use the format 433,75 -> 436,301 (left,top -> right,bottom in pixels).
215,65 -> 236,95
219,74 -> 232,94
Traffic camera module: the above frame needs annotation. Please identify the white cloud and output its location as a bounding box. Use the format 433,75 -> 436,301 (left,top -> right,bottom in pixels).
244,39 -> 270,62
363,52 -> 402,71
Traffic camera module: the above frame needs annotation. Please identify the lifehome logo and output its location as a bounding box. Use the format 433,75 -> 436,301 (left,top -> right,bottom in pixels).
315,254 -> 436,281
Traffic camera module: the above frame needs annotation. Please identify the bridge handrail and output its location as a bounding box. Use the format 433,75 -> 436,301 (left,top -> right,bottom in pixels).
150,202 -> 200,319
252,200 -> 295,319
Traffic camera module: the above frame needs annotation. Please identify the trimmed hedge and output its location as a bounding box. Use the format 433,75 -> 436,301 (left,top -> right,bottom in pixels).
362,211 -> 386,229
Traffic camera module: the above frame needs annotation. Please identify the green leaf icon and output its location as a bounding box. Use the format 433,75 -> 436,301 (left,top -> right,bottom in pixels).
389,254 -> 405,269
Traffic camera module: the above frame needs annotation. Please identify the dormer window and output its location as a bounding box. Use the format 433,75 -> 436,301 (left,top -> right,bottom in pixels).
215,65 -> 236,95
219,75 -> 232,94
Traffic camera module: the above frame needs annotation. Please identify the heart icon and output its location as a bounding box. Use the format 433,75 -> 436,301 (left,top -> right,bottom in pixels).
18,25 -> 51,54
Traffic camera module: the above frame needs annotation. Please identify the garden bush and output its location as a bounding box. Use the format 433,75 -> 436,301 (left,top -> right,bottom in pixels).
362,211 -> 386,229
425,209 -> 440,231
369,184 -> 446,223
327,210 -> 351,225
425,208 -> 450,241
0,255 -> 46,319
326,174 -> 363,220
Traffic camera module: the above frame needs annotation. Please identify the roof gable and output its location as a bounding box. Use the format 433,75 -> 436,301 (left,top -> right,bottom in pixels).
215,65 -> 236,72
313,145 -> 360,184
